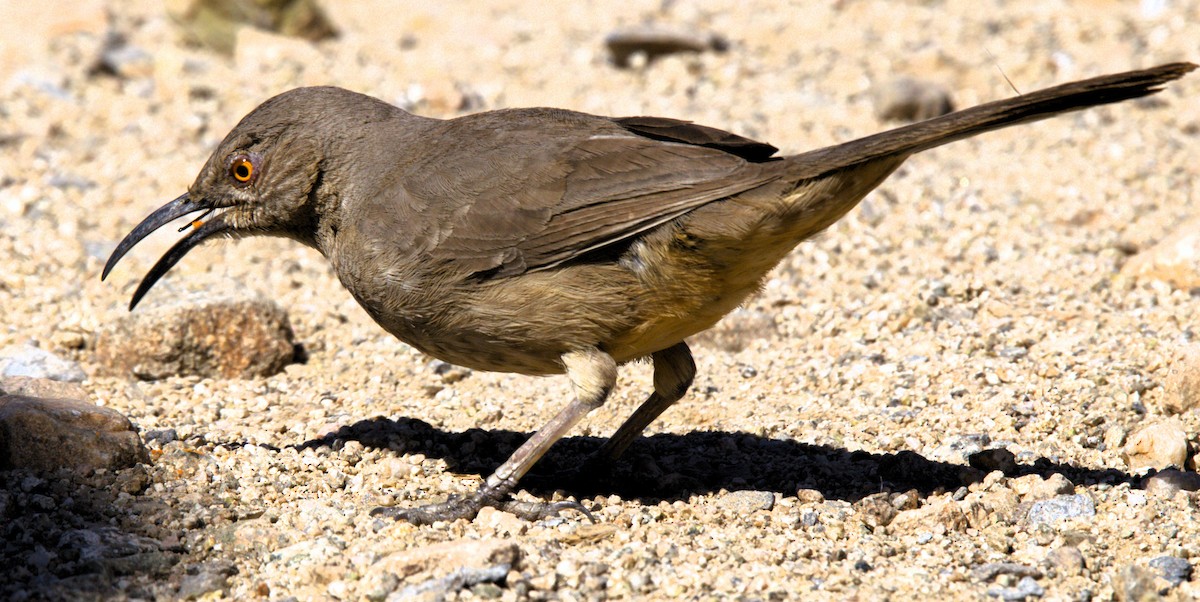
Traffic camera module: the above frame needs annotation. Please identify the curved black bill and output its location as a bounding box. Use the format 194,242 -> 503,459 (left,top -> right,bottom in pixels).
125,214 -> 232,310
102,192 -> 235,310
102,193 -> 209,281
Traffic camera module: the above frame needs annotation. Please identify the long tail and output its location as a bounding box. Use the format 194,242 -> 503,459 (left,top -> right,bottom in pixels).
784,62 -> 1196,180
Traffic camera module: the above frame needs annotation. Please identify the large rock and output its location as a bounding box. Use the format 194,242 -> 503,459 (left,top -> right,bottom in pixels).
0,395 -> 149,473
94,290 -> 297,380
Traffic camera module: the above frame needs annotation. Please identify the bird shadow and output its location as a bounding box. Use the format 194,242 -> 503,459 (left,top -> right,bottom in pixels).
295,416 -> 1140,504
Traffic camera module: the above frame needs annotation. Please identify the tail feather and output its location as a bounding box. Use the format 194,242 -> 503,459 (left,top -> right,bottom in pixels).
784,62 -> 1197,180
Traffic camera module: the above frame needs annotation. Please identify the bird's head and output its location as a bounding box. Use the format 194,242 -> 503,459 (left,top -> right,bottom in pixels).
102,86 -> 399,309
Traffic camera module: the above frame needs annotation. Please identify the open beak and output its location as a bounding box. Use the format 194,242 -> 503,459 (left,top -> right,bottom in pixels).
102,193 -> 233,310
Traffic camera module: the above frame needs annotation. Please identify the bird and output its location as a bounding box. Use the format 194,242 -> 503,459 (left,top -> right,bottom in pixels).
102,62 -> 1195,524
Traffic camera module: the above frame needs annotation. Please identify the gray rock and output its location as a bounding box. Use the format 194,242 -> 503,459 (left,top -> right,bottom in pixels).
0,345 -> 86,382
873,77 -> 955,123
0,395 -> 149,473
1148,555 -> 1192,586
986,576 -> 1044,601
1026,494 -> 1095,525
94,289 -> 297,380
394,563 -> 511,601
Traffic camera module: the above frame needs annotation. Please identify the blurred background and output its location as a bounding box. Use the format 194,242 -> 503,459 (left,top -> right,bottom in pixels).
1,1 -> 1199,600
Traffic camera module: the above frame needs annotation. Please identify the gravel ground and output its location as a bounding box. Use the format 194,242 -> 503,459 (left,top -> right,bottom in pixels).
2,1 -> 1199,600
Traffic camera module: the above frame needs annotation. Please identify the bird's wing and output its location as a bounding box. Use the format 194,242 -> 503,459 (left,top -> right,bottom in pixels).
395,109 -> 781,277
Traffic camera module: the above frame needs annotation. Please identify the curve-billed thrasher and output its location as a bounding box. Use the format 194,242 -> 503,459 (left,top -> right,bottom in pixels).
103,63 -> 1195,524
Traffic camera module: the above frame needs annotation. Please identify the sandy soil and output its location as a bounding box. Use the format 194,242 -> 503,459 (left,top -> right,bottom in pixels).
2,0 -> 1199,600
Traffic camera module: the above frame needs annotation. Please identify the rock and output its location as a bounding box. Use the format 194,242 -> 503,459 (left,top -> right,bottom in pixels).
873,77 -> 955,123
1025,494 -> 1095,526
1120,216 -> 1200,290
963,489 -> 1021,528
270,536 -> 343,568
717,489 -> 775,514
1148,556 -> 1192,586
969,448 -> 1018,475
973,562 -> 1043,582
854,493 -> 898,528
0,395 -> 149,473
1123,418 -> 1190,471
167,0 -> 338,54
1113,564 -> 1163,602
1144,468 -> 1200,498
0,376 -> 86,399
475,506 -> 528,536
361,539 -> 519,601
795,488 -> 825,504
1104,425 -> 1129,450
1025,473 -> 1075,500
605,27 -> 729,69
178,562 -> 235,600
94,289 -> 297,380
214,517 -> 291,556
0,345 -> 86,382
1047,546 -> 1085,576
1163,345 -> 1200,415
891,498 -> 968,533
986,576 -> 1044,601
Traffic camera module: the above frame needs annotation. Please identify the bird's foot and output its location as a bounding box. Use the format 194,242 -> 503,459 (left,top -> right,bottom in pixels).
370,492 -> 594,525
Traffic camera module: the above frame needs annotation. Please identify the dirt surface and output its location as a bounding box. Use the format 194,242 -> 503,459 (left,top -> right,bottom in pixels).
2,1 -> 1199,600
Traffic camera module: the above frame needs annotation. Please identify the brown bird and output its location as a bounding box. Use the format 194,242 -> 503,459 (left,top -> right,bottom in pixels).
103,62 -> 1195,524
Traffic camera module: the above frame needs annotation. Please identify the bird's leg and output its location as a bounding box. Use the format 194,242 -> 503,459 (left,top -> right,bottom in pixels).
371,348 -> 617,525
596,342 -> 695,463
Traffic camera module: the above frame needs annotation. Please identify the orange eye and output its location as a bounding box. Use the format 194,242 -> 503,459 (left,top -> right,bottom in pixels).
230,155 -> 255,184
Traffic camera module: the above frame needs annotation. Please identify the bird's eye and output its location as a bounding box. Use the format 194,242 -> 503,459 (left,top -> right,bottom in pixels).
229,155 -> 255,185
